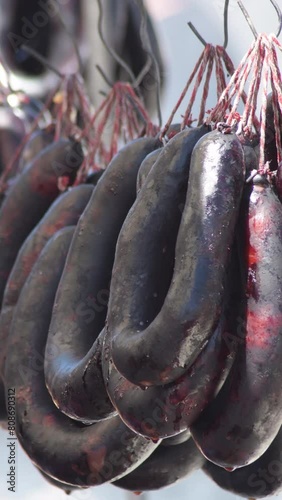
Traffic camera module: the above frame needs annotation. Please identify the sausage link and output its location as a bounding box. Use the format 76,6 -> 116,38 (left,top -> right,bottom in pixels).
109,129 -> 244,386
5,225 -> 158,486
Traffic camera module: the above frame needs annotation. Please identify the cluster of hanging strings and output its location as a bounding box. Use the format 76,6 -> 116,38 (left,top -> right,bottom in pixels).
0,0 -> 163,185
1,0 -> 282,183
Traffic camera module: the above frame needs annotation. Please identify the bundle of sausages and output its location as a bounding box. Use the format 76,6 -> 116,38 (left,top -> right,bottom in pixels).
0,98 -> 280,499
0,29 -> 282,500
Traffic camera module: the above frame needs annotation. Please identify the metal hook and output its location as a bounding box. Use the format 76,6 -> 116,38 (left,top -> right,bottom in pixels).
237,0 -> 282,38
132,0 -> 154,88
270,0 -> 282,37
21,45 -> 64,78
95,64 -> 113,88
187,22 -> 207,47
133,0 -> 163,127
236,1 -> 258,38
96,0 -> 136,84
188,0 -> 230,48
223,0 -> 230,48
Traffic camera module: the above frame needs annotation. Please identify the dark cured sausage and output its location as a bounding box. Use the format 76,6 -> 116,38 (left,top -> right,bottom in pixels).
18,128 -> 54,172
0,138 -> 82,305
113,437 -> 205,492
136,124 -> 182,194
45,136 -> 161,423
103,239 -> 241,439
136,148 -> 161,194
102,315 -> 235,439
239,135 -> 259,176
162,429 -> 191,446
4,226 -> 158,487
0,184 -> 93,383
276,162 -> 282,201
203,426 -> 282,498
108,129 -> 245,387
264,93 -> 281,171
191,178 -> 282,468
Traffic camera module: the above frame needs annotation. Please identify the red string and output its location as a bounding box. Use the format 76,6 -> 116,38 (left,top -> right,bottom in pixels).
259,39 -> 270,170
207,39 -> 258,124
242,39 -> 264,135
182,44 -> 213,127
160,48 -> 206,139
268,35 -> 282,165
198,48 -> 215,125
0,85 -> 58,193
215,47 -> 228,99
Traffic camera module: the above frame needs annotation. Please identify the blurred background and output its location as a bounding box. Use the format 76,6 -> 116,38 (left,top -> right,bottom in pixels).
0,0 -> 282,499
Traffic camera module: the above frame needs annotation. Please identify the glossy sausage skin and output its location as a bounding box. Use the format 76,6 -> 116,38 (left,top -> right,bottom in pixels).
264,93 -> 281,171
45,137 -> 161,423
162,429 -> 191,446
136,148 -> 161,194
113,437 -> 205,492
135,123 -> 183,196
103,240 -> 241,439
0,138 -> 82,305
4,226 -> 158,487
0,184 -> 93,384
103,314 -> 235,439
109,129 -> 245,387
18,128 -> 54,172
191,179 -> 282,468
203,426 -> 282,498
